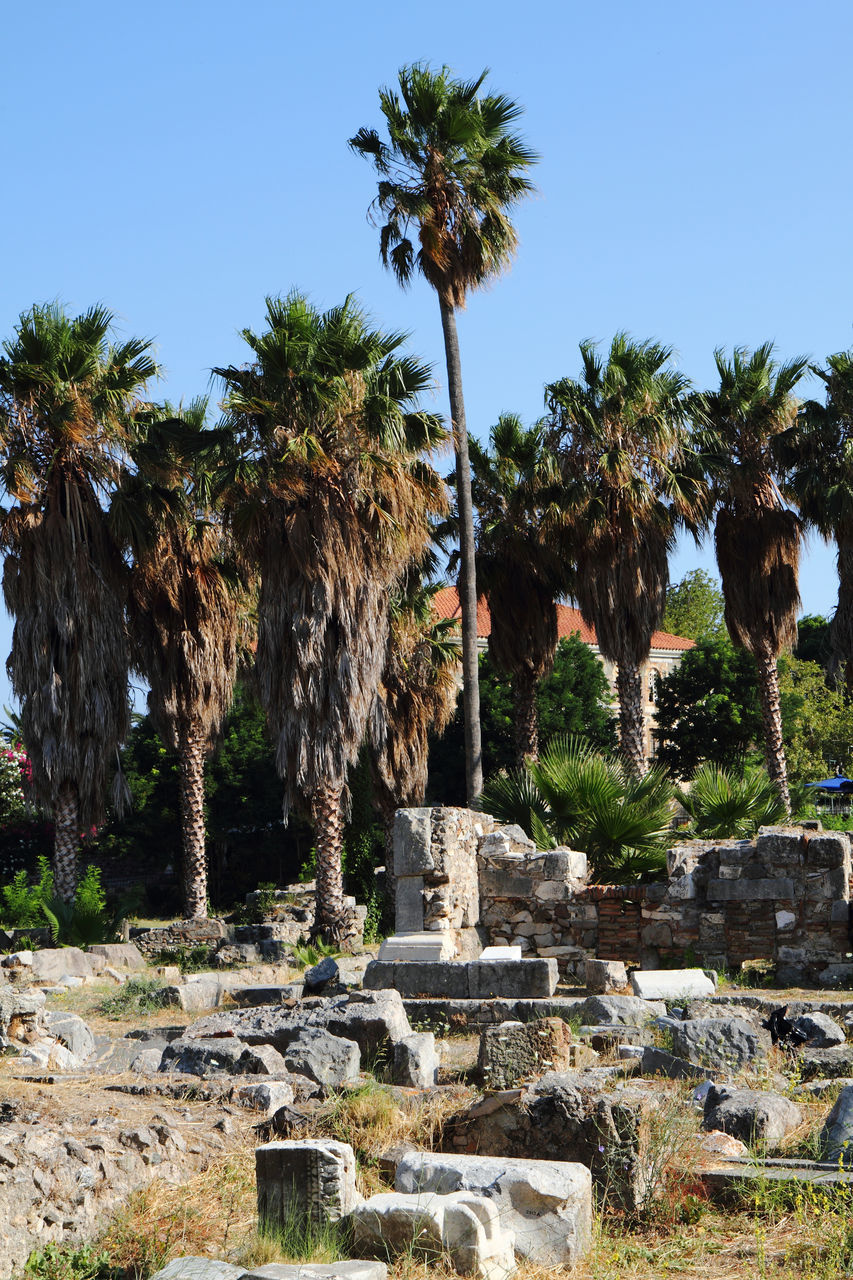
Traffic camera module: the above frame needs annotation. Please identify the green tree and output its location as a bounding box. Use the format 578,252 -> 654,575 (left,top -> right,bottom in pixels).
427,637 -> 616,803
654,637 -> 763,779
0,304 -> 156,900
777,653 -> 853,783
697,343 -> 808,812
545,334 -> 705,776
795,614 -> 833,669
469,413 -> 570,764
215,292 -> 446,944
662,569 -> 725,642
350,64 -> 537,803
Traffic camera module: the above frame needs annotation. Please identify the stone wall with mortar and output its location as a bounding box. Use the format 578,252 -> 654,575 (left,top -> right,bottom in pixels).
393,810 -> 853,983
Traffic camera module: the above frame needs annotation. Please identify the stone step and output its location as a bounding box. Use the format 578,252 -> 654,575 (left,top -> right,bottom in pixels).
696,1156 -> 853,1195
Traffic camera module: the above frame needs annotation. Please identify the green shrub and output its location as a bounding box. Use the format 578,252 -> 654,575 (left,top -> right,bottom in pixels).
98,977 -> 166,1020
23,1243 -> 115,1280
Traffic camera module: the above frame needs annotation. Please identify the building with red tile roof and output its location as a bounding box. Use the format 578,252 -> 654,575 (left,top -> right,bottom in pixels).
433,585 -> 695,760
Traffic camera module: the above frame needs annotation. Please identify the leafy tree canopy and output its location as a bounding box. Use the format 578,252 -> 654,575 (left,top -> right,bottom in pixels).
654,637 -> 763,779
794,614 -> 833,670
427,636 -> 617,804
662,569 -> 725,643
777,653 -> 853,784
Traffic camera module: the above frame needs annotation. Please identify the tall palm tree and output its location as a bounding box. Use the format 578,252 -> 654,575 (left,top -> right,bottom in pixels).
215,292 -> 447,944
777,349 -> 853,692
697,344 -> 809,813
350,63 -> 537,803
468,413 -> 570,765
545,335 -> 704,777
112,399 -> 247,919
0,303 -> 156,900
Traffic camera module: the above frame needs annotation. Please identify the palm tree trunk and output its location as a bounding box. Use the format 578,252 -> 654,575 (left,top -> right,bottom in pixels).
616,661 -> 647,778
754,642 -> 791,815
833,530 -> 853,701
311,779 -> 350,946
53,781 -> 79,904
439,296 -> 483,804
513,667 -> 539,765
178,722 -> 208,919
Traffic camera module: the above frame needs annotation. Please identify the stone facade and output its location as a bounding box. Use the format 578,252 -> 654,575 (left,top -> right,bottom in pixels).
392,808 -> 853,984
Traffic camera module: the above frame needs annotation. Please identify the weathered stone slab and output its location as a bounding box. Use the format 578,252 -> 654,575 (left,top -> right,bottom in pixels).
396,1150 -> 592,1266
477,1018 -> 574,1089
584,959 -> 628,994
395,876 -> 425,933
44,1011 -> 96,1062
703,1086 -> 802,1150
630,969 -> 715,1001
87,942 -> 147,971
283,1029 -> 360,1087
706,878 -> 794,901
798,1044 -> 853,1080
393,1032 -> 438,1087
31,947 -> 95,982
242,1267 -> 387,1280
580,995 -> 666,1027
819,1084 -> 853,1166
394,808 -> 434,876
468,959 -> 558,999
479,946 -> 522,960
669,1017 -> 769,1074
379,933 -> 457,962
350,1190 -> 516,1280
255,1140 -> 359,1229
364,959 -> 558,1000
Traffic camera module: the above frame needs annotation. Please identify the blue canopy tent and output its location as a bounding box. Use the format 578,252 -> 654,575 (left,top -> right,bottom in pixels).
805,775 -> 853,815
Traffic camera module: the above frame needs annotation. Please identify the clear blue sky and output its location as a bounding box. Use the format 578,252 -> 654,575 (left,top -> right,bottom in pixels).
1,0 -> 851,709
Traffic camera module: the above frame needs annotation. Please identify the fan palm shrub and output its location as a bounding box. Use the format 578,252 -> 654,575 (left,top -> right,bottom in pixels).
481,736 -> 673,882
351,63 -> 538,802
679,762 -> 787,839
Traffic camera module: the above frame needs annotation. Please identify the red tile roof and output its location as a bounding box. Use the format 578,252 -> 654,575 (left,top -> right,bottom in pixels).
432,585 -> 695,653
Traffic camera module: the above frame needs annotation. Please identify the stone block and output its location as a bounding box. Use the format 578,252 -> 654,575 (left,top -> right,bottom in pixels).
468,960 -> 558,999
580,995 -> 666,1026
363,960 -> 469,998
819,1084 -> 853,1166
256,1139 -> 359,1229
669,1017 -> 769,1074
235,1080 -> 295,1113
585,958 -> 629,995
394,808 -> 434,876
640,1046 -> 707,1080
283,1028 -> 361,1087
243,1267 -> 386,1280
775,910 -> 796,931
478,1018 -> 574,1088
395,876 -> 425,933
630,969 -> 715,1001
703,1086 -> 802,1150
396,1151 -> 591,1267
87,942 -> 147,971
160,979 -> 224,1013
706,878 -> 794,901
44,1011 -> 95,1062
379,933 -> 458,962
478,946 -> 522,960
31,947 -> 94,982
349,1190 -> 516,1280
393,1032 -> 439,1087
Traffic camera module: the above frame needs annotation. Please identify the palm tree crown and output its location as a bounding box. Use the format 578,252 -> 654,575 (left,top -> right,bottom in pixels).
469,413 -> 570,764
545,334 -> 704,776
697,342 -> 809,811
215,291 -> 447,943
0,303 -> 156,899
777,348 -> 853,689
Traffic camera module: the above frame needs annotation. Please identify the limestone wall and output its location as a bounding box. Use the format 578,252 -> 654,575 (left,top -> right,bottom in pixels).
392,809 -> 853,983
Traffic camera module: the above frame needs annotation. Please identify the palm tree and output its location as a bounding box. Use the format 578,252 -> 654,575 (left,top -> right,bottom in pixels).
371,574 -> 459,818
0,303 -> 156,900
112,399 -> 247,919
215,292 -> 447,944
469,413 -> 570,765
544,335 -> 704,777
350,64 -> 537,803
777,349 -> 853,692
697,344 -> 808,813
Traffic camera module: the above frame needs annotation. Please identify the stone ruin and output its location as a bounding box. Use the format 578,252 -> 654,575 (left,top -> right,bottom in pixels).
386,806 -> 853,987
